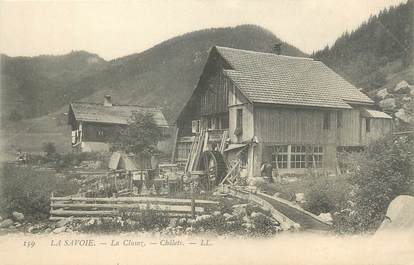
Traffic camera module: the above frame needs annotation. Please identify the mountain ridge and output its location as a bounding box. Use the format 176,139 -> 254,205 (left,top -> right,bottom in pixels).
1,24 -> 306,124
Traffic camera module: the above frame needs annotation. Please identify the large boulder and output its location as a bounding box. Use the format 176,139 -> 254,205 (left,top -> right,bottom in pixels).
53,226 -> 67,234
318,212 -> 333,223
0,219 -> 14,228
12,211 -> 24,221
376,88 -> 390,100
376,195 -> 414,235
295,193 -> 305,203
56,217 -> 73,228
379,98 -> 397,111
395,108 -> 413,124
393,80 -> 412,93
232,204 -> 248,216
402,96 -> 412,103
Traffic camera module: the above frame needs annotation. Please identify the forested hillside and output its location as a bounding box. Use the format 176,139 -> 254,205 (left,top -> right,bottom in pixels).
1,25 -> 306,124
313,0 -> 413,91
63,25 -> 306,122
1,51 -> 108,121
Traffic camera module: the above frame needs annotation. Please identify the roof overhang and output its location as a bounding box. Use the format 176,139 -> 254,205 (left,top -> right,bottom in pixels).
224,143 -> 248,152
361,108 -> 392,119
253,102 -> 352,110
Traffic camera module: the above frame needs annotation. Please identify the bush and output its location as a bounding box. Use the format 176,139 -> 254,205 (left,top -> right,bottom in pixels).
303,174 -> 351,215
0,164 -> 79,220
42,142 -> 57,157
334,134 -> 414,233
28,151 -> 109,172
250,212 -> 280,237
78,207 -> 170,234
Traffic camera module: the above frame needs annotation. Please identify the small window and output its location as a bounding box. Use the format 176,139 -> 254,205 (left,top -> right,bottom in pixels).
337,111 -> 342,128
366,118 -> 371,133
323,112 -> 331,129
235,109 -> 243,136
97,129 -> 104,137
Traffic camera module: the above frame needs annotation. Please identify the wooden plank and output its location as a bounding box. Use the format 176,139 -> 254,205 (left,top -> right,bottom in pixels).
49,213 -> 194,221
189,130 -> 204,172
220,160 -> 240,185
51,196 -> 219,205
51,203 -> 204,212
170,127 -> 180,163
51,209 -> 117,216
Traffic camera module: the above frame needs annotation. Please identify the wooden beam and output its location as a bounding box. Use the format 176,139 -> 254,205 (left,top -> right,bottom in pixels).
51,203 -> 204,212
51,196 -> 219,206
170,127 -> 180,163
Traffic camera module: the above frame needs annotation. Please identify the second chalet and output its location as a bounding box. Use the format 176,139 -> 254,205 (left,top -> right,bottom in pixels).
68,95 -> 169,153
173,46 -> 393,179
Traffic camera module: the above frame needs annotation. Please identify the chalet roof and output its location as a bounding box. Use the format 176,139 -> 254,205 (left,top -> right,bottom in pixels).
215,46 -> 373,109
69,102 -> 168,126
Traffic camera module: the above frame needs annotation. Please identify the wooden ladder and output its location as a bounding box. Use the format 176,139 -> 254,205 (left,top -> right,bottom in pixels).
219,130 -> 228,153
185,130 -> 206,173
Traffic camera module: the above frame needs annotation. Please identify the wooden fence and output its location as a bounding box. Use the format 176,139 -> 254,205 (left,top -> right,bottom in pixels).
50,195 -> 219,220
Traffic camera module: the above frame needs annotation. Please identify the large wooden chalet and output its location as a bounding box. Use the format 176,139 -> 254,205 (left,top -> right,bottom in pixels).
68,95 -> 169,152
173,46 -> 393,177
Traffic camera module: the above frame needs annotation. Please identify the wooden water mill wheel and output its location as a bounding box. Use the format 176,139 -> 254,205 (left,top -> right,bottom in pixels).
200,151 -> 227,187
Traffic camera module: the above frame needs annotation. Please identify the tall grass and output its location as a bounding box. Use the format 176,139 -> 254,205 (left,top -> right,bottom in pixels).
0,163 -> 79,221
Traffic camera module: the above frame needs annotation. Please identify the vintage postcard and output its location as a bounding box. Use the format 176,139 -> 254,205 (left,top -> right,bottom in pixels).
0,0 -> 413,264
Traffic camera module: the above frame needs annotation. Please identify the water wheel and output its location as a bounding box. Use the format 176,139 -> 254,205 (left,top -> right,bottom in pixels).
200,151 -> 227,186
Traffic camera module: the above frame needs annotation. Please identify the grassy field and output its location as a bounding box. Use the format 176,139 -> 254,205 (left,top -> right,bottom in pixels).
1,110 -> 73,161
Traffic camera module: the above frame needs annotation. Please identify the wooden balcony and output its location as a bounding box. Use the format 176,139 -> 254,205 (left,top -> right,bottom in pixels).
178,129 -> 228,143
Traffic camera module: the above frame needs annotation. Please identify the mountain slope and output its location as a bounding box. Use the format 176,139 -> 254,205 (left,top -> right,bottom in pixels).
0,24 -> 307,157
71,24 -> 307,122
1,51 -> 108,121
312,0 -> 413,91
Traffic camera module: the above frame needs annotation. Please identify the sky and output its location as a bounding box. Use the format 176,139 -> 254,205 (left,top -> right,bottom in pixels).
0,0 -> 408,60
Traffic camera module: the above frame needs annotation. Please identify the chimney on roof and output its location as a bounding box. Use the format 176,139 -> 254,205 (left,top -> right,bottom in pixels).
104,95 -> 112,107
273,43 -> 282,55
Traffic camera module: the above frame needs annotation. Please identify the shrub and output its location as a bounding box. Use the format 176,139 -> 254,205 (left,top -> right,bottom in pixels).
0,164 -> 79,220
78,207 -> 170,233
302,174 -> 351,215
250,212 -> 280,237
42,142 -> 57,157
334,134 -> 414,233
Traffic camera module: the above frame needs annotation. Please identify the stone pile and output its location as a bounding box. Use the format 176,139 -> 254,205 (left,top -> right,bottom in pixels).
376,80 -> 414,126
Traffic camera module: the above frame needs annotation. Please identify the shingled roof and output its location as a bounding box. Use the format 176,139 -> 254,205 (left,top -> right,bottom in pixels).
215,46 -> 373,109
69,102 -> 168,126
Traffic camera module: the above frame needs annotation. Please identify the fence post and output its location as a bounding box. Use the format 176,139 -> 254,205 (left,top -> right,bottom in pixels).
190,182 -> 196,219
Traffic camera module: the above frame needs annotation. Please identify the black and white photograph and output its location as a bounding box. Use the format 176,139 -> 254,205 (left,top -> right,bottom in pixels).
0,1 -> 413,264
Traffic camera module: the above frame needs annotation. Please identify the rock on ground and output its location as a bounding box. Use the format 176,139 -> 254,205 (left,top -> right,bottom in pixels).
395,108 -> 413,124
379,98 -> 397,111
376,195 -> 414,235
232,204 -> 248,216
376,88 -> 390,99
12,211 -> 24,221
295,193 -> 305,203
318,213 -> 333,223
53,226 -> 67,234
56,217 -> 73,228
394,80 -> 412,93
0,219 -> 14,228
